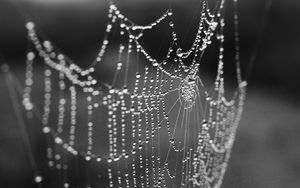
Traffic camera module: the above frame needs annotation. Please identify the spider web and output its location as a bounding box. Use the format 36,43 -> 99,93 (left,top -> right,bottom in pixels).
19,0 -> 247,187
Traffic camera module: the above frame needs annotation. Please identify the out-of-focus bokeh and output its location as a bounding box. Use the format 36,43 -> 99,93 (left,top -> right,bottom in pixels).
0,0 -> 300,188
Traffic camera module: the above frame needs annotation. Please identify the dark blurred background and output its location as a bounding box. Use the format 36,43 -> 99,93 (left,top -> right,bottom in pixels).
0,0 -> 300,188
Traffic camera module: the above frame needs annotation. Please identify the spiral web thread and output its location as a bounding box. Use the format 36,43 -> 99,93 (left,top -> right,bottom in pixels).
21,0 -> 247,187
